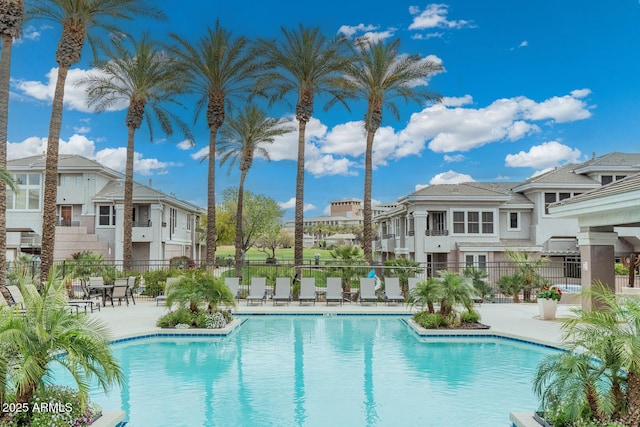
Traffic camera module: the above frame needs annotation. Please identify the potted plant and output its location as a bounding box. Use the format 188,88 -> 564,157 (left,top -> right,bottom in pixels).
536,286 -> 562,320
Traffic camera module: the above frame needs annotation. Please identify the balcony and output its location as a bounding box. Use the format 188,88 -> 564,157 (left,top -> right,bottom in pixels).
424,229 -> 451,252
425,229 -> 449,236
132,226 -> 153,242
381,234 -> 396,252
56,220 -> 81,227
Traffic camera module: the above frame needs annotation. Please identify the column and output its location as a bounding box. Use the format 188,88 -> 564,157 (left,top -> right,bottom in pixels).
413,211 -> 428,264
577,227 -> 618,311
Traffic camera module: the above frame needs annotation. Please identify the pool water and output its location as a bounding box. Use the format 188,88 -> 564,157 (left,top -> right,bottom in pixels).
55,316 -> 559,426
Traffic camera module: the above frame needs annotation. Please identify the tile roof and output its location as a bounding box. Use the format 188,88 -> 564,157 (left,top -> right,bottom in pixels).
550,172 -> 640,207
407,182 -> 531,205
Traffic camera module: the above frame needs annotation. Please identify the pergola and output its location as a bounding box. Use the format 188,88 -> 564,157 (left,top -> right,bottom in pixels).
549,173 -> 640,310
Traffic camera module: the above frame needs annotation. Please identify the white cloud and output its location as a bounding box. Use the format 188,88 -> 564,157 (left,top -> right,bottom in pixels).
73,126 -> 91,134
408,4 -> 473,30
510,40 -> 528,50
177,139 -> 194,150
278,197 -> 316,212
415,183 -> 428,191
442,95 -> 473,107
411,32 -> 444,40
400,90 -> 593,153
191,146 -> 209,160
323,205 -> 332,215
444,154 -> 464,162
355,30 -> 395,44
430,170 -> 475,184
14,67 -> 128,113
337,23 -> 378,38
505,141 -> 582,169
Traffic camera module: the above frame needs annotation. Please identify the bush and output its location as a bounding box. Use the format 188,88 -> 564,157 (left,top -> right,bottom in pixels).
413,311 -> 450,328
142,268 -> 181,297
156,307 -> 195,328
615,263 -> 630,275
157,308 -> 232,329
1,385 -> 101,427
460,309 -> 481,324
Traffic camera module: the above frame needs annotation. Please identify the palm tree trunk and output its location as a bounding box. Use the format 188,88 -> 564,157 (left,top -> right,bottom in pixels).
123,126 -> 136,271
206,126 -> 218,270
624,371 -> 640,426
0,34 -> 12,288
41,65 -> 70,278
363,129 -> 375,264
294,120 -> 307,273
235,170 -> 247,282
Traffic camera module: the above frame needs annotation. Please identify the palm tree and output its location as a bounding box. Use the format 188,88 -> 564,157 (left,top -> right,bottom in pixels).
0,0 -> 23,289
167,22 -> 258,271
408,277 -> 442,314
255,25 -> 352,272
506,249 -> 549,301
343,38 -> 442,263
28,0 -> 166,278
82,34 -> 191,270
165,270 -> 235,313
534,282 -> 640,425
218,105 -> 294,280
0,269 -> 123,416
436,270 -> 475,317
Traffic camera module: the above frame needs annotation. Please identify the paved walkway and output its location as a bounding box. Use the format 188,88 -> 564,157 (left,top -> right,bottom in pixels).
92,298 -> 578,348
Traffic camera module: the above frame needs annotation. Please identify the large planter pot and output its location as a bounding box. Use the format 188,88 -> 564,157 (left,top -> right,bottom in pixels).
538,298 -> 557,320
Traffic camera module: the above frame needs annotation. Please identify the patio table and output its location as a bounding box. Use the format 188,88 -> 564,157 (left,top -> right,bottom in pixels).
89,284 -> 114,307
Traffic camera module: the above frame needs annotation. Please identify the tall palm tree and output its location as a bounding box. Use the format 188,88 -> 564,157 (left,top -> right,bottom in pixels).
82,34 -> 191,270
167,22 -> 257,270
343,38 -> 442,263
28,0 -> 166,278
0,0 -> 23,288
218,105 -> 294,279
255,25 -> 352,272
0,269 -> 123,413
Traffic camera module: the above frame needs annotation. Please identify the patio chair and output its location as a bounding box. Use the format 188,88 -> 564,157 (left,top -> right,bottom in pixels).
126,276 -> 137,305
383,277 -> 405,305
1,288 -> 25,314
273,277 -> 292,305
156,277 -> 180,306
5,285 -> 25,309
69,279 -> 100,312
112,278 -> 131,306
325,277 -> 343,306
224,277 -> 240,300
88,276 -> 112,306
298,278 -> 317,305
359,278 -> 378,305
246,277 -> 267,305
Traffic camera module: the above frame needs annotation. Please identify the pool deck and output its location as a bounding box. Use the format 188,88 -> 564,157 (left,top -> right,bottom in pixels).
92,298 -> 577,348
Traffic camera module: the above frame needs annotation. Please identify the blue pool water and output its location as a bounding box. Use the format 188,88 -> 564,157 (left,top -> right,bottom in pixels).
55,316 -> 559,426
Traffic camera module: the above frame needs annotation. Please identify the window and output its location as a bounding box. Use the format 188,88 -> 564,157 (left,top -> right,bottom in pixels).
465,254 -> 487,270
453,211 -> 465,233
482,212 -> 494,233
601,175 -> 613,185
467,212 -> 479,234
406,215 -> 414,235
186,214 -> 192,231
452,211 -> 494,234
170,208 -> 177,238
545,192 -> 582,214
7,173 -> 41,211
98,205 -> 116,226
508,212 -> 520,230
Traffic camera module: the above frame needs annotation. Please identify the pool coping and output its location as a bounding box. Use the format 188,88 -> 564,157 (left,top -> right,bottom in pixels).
91,410 -> 125,427
109,318 -> 246,344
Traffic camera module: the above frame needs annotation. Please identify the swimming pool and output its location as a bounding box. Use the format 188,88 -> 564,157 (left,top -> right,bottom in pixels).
55,316 -> 559,426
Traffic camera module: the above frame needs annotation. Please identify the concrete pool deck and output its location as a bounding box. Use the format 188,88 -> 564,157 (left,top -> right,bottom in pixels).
91,298 -> 577,348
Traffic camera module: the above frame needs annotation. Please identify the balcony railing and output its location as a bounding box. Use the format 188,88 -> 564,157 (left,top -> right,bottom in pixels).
382,233 -> 395,239
132,220 -> 152,227
56,220 -> 81,227
425,229 -> 449,236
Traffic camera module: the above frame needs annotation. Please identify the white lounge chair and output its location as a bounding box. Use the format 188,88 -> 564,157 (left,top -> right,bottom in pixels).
325,277 -> 343,306
247,277 -> 266,305
298,278 -> 317,305
359,278 -> 378,305
384,277 -> 405,305
157,277 -> 180,306
224,277 -> 240,300
273,277 -> 292,305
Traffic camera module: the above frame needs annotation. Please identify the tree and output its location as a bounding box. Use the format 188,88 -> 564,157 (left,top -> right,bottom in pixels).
255,227 -> 293,259
165,270 -> 235,313
506,249 -> 549,301
219,187 -> 284,259
408,277 -> 442,314
168,21 -> 258,270
218,105 -> 294,277
0,0 -> 23,288
82,33 -> 191,270
328,245 -> 365,292
255,25 -> 351,272
534,283 -> 640,425
497,272 -> 525,303
28,0 -> 166,278
436,270 -> 475,317
0,269 -> 123,419
343,38 -> 442,263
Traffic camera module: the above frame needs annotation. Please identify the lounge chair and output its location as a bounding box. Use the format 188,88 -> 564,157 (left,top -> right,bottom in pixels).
407,277 -> 421,307
5,285 -> 25,309
383,277 -> 405,305
273,277 -> 292,305
359,278 -> 378,305
298,278 -> 317,305
69,279 -> 100,312
112,278 -> 131,306
1,288 -> 25,314
247,277 -> 266,305
325,277 -> 343,306
157,277 -> 180,306
224,277 -> 240,300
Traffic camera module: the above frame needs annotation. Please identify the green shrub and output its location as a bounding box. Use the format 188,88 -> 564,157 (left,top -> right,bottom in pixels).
156,307 -> 195,328
142,268 -> 181,297
413,311 -> 449,328
460,309 -> 481,324
615,263 -> 629,275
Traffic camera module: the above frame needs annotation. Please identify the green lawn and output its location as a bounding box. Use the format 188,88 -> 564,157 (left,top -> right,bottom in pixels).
216,246 -> 334,262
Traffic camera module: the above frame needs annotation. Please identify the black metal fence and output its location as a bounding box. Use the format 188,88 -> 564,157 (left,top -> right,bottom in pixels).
6,258 -> 639,303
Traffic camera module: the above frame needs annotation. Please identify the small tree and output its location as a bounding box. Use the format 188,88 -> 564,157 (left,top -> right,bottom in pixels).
506,249 -> 549,301
165,270 -> 235,313
328,245 -> 365,292
497,273 -> 524,303
384,258 -> 421,296
437,270 -> 475,317
462,267 -> 492,302
408,278 -> 442,314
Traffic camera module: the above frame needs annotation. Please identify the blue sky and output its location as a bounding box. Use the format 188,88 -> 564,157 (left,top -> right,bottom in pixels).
6,1 -> 640,218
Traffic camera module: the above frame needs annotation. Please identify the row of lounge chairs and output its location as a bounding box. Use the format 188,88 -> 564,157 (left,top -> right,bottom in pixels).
223,276 -> 409,306
1,284 -> 100,314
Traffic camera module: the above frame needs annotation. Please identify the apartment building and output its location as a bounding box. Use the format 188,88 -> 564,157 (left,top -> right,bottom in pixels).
6,154 -> 204,263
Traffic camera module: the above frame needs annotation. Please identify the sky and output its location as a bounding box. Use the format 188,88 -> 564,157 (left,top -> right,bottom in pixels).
5,1 -> 640,219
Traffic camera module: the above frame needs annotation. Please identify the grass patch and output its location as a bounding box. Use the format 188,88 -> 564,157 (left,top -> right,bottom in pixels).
216,246 -> 334,262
